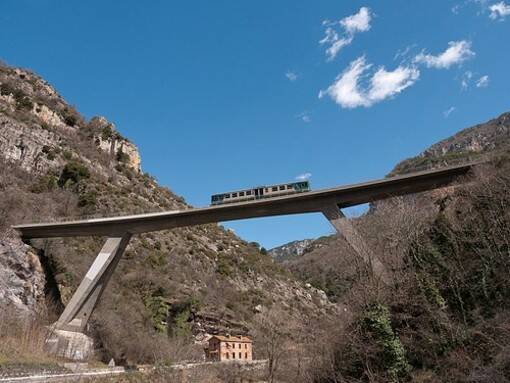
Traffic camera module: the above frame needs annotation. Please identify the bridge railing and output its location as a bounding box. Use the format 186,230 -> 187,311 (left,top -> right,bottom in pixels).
21,154 -> 489,225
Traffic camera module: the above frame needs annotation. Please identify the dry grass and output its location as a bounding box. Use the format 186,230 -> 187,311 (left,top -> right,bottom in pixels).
0,305 -> 59,368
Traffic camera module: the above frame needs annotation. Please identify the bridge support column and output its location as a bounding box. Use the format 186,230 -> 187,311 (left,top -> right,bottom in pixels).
321,203 -> 386,277
45,234 -> 131,360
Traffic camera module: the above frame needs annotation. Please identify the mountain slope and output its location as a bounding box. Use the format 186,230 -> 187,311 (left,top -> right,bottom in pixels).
0,62 -> 338,364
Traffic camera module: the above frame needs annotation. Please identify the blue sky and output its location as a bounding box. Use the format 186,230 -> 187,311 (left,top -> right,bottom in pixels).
1,0 -> 509,248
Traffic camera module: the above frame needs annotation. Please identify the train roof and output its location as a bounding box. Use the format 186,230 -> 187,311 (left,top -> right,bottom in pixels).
211,180 -> 309,196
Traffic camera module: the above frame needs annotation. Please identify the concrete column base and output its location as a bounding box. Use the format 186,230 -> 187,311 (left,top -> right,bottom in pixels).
45,328 -> 94,361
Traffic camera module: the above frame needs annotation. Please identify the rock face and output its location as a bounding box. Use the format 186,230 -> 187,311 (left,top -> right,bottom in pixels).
88,116 -> 142,173
269,239 -> 315,263
0,231 -> 45,312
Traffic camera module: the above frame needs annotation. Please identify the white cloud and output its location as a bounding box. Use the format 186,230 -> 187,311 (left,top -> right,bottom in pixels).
285,71 -> 298,81
340,6 -> 372,34
296,112 -> 311,123
325,36 -> 354,60
319,56 -> 419,109
461,70 -> 474,90
476,75 -> 490,87
489,1 -> 510,18
320,7 -> 372,61
414,40 -> 475,69
295,172 -> 312,181
444,106 -> 456,118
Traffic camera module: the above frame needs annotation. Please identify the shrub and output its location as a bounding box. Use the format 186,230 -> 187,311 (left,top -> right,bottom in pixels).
30,174 -> 58,193
13,90 -> 33,110
61,107 -> 80,127
116,148 -> 129,163
216,254 -> 233,277
101,124 -> 114,140
78,190 -> 97,208
58,161 -> 90,187
362,304 -> 410,382
0,82 -> 14,96
62,150 -> 72,160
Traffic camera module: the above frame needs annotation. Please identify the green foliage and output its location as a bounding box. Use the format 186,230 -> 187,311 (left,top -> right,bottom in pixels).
0,82 -> 14,96
362,304 -> 410,382
13,90 -> 33,110
61,108 -> 78,126
101,124 -> 114,140
146,251 -> 168,268
167,297 -> 201,338
30,174 -> 58,193
78,190 -> 97,208
62,150 -> 72,160
144,295 -> 170,333
216,254 -> 234,277
58,161 -> 90,187
116,148 -> 129,163
41,145 -> 56,160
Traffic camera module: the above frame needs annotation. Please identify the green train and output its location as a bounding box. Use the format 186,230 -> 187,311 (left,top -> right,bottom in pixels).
211,181 -> 311,206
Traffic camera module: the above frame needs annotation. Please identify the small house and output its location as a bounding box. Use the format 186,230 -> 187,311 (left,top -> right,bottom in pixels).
205,335 -> 253,362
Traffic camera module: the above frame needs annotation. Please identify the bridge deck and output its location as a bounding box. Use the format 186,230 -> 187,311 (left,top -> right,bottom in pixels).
13,163 -> 475,239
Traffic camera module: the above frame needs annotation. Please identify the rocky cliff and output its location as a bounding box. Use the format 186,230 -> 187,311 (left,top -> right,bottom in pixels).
0,61 -> 337,363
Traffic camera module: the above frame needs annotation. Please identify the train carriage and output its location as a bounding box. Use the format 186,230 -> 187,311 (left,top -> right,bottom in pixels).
210,181 -> 310,206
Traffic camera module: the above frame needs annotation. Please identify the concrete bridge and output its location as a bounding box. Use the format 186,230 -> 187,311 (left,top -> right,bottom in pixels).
13,162 -> 475,359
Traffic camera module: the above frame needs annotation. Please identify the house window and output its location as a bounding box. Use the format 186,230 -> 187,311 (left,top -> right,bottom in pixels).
238,344 -> 241,349
239,352 -> 242,358
232,352 -> 235,359
245,352 -> 248,358
245,344 -> 247,349
226,353 -> 229,359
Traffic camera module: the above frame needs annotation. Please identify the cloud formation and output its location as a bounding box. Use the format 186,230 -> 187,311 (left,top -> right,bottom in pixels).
460,71 -> 489,89
285,71 -> 298,82
489,1 -> 510,19
444,106 -> 456,118
319,56 -> 419,108
296,112 -> 311,123
476,75 -> 490,87
295,173 -> 312,181
320,7 -> 372,61
414,40 -> 475,69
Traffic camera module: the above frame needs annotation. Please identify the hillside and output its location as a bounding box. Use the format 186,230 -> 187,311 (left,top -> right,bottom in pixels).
276,113 -> 510,382
0,62 -> 338,365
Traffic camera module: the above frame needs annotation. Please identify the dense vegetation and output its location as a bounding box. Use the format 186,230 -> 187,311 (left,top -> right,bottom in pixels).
298,155 -> 510,383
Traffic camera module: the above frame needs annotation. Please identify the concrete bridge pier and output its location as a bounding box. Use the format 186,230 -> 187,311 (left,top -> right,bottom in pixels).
45,234 -> 132,360
321,203 -> 386,277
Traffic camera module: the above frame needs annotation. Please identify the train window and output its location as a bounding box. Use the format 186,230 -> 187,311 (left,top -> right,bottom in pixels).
246,190 -> 252,195
232,193 -> 237,197
287,184 -> 293,189
240,192 -> 245,196
225,194 -> 230,198
279,185 -> 285,191
272,187 -> 277,192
